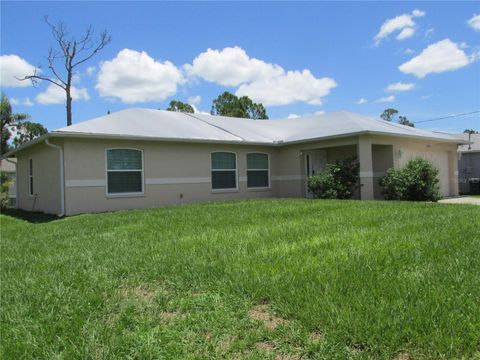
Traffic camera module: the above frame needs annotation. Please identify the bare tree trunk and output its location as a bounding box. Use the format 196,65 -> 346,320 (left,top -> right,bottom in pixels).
66,91 -> 72,127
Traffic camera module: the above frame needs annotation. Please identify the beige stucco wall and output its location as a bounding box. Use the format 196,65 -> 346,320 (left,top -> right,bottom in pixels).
369,135 -> 459,198
63,138 -> 281,215
16,141 -> 62,214
13,133 -> 459,216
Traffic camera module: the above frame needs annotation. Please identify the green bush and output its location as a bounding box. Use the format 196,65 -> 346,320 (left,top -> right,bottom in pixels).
0,171 -> 13,210
380,158 -> 441,201
307,157 -> 359,199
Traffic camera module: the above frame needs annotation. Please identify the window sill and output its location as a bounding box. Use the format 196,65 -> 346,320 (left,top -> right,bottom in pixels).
211,188 -> 239,194
247,187 -> 271,192
106,192 -> 145,199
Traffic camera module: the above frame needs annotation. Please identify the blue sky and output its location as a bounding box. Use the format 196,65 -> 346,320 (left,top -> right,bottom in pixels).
1,1 -> 479,132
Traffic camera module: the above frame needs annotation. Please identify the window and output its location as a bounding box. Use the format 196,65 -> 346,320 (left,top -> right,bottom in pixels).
28,158 -> 33,196
247,153 -> 270,188
211,152 -> 237,190
106,149 -> 143,195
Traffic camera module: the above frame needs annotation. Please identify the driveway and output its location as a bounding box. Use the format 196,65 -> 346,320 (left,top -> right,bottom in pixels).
439,197 -> 480,205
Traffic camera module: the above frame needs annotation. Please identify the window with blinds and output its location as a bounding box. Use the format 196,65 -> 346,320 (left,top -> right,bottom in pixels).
211,152 -> 237,190
106,149 -> 143,194
247,153 -> 269,188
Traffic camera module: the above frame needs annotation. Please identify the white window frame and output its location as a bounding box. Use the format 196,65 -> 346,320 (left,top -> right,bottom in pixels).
105,148 -> 144,197
246,152 -> 271,190
28,158 -> 34,197
210,151 -> 238,192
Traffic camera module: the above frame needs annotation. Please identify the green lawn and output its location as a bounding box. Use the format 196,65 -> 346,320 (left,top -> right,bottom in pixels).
1,199 -> 479,359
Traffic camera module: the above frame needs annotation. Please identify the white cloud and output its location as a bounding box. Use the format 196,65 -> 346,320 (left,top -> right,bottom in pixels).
412,9 -> 426,17
10,97 -> 34,107
86,66 -> 96,76
185,46 -> 283,87
236,69 -> 337,106
188,95 -> 201,105
287,114 -> 299,119
186,46 -> 337,106
96,49 -> 185,103
467,14 -> 480,31
0,54 -> 37,88
374,9 -> 425,45
385,82 -> 415,92
399,39 -> 474,78
356,98 -> 368,105
376,95 -> 396,103
315,110 -> 326,116
425,28 -> 435,38
404,48 -> 415,54
190,104 -> 210,115
397,27 -> 415,40
36,83 -> 90,105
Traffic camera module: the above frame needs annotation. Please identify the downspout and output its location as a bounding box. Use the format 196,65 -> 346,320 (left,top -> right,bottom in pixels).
4,157 -> 18,209
45,139 -> 65,217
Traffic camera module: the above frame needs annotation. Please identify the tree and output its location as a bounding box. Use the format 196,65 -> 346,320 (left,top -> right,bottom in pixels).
463,129 -> 478,134
166,100 -> 194,113
398,115 -> 415,127
1,94 -> 28,155
12,121 -> 48,148
211,92 -> 268,119
17,17 -> 111,126
380,108 -> 399,122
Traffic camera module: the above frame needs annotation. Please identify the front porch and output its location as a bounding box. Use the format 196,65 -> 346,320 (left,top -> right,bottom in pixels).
301,136 -> 394,200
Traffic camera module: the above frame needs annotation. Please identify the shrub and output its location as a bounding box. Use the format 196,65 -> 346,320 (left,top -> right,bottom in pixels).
0,170 -> 13,210
380,158 -> 441,201
307,157 -> 359,199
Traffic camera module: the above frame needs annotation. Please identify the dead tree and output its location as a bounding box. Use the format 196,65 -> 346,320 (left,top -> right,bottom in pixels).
17,17 -> 111,126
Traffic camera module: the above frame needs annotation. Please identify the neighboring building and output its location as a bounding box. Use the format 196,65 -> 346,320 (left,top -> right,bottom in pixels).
4,109 -> 466,216
0,158 -> 17,207
458,133 -> 480,194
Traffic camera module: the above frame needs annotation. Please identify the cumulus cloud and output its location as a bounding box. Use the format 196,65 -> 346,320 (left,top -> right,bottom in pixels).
385,82 -> 415,92
236,69 -> 337,106
186,46 -> 337,106
0,54 -> 36,87
36,83 -> 90,105
188,95 -> 201,105
374,9 -> 425,45
287,114 -> 299,119
356,98 -> 368,105
397,27 -> 415,40
10,97 -> 34,106
96,49 -> 185,103
399,39 -> 475,78
185,47 -> 284,87
376,95 -> 396,103
467,14 -> 480,31
86,66 -> 96,76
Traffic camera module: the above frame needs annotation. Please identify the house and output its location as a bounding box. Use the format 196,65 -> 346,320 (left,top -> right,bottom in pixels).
458,133 -> 480,194
0,158 -> 17,207
4,109 -> 465,216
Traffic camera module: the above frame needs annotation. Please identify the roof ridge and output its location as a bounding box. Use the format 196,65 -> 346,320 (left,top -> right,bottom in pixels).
184,112 -> 247,142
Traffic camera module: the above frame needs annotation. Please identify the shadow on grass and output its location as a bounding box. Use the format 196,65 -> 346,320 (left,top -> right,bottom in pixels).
0,208 -> 60,224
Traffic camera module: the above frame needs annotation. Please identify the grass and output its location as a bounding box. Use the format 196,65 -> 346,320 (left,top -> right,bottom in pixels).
1,199 -> 479,359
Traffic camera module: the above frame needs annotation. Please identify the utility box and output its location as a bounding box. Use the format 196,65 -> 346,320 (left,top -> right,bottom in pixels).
469,178 -> 480,195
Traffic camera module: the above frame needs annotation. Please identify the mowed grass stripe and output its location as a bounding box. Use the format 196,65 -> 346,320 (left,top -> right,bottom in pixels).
1,199 -> 479,359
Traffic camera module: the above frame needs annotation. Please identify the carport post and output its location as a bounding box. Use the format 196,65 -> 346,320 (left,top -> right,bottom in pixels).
358,135 -> 375,200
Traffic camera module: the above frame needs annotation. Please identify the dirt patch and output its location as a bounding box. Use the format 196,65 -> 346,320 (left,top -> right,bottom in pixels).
309,331 -> 325,342
120,286 -> 157,302
159,311 -> 178,321
394,351 -> 412,360
256,341 -> 276,354
218,336 -> 235,354
249,304 -> 287,331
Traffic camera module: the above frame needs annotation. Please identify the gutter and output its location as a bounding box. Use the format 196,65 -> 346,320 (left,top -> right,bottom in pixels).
44,139 -> 65,217
4,157 -> 18,209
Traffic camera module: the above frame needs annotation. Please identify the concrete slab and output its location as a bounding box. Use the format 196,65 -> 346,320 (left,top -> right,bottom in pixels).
439,197 -> 480,205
